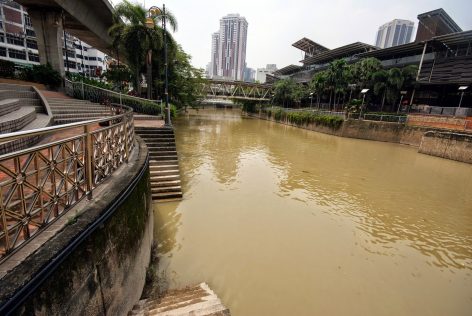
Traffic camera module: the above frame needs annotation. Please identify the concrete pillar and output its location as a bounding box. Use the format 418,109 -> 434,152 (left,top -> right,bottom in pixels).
27,9 -> 65,76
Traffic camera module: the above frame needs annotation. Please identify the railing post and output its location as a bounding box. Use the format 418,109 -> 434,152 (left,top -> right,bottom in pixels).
84,125 -> 93,199
124,116 -> 129,163
81,80 -> 85,100
119,92 -> 122,105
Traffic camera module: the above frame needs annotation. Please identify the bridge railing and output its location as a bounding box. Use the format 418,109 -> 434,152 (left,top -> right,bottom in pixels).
0,104 -> 135,261
65,79 -> 163,116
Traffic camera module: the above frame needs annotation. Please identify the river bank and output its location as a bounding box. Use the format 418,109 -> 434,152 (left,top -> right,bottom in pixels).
248,111 -> 472,164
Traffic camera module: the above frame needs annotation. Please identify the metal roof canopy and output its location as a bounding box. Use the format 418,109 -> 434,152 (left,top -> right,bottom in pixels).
417,8 -> 462,33
301,42 -> 378,65
273,65 -> 302,76
431,30 -> 472,47
292,37 -> 329,55
358,41 -> 426,59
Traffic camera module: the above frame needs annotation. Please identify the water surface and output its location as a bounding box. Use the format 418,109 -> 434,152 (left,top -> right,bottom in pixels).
154,109 -> 472,316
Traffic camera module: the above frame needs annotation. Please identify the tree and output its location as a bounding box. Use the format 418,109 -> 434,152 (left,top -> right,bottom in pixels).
167,46 -> 206,110
352,57 -> 382,90
273,78 -> 300,107
109,1 -> 179,96
372,69 -> 388,110
310,71 -> 328,107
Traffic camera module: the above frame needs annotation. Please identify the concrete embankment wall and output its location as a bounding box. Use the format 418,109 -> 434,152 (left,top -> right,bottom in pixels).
252,112 -> 429,146
250,112 -> 472,164
1,138 -> 152,316
419,131 -> 472,163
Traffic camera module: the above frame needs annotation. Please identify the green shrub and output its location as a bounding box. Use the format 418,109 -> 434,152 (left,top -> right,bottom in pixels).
20,63 -> 62,88
269,108 -> 344,130
0,60 -> 15,78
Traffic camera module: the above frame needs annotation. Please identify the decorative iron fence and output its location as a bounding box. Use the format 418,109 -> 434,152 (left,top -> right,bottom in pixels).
0,106 -> 135,261
65,79 -> 163,116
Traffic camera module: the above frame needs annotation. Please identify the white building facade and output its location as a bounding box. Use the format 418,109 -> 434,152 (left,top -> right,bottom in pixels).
256,64 -> 277,83
375,19 -> 414,48
210,14 -> 248,81
0,0 -> 108,77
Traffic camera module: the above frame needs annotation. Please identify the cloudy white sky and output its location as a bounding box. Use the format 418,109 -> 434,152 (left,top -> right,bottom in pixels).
111,0 -> 472,70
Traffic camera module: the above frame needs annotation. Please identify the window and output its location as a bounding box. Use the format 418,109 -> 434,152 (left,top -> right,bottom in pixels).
6,34 -> 24,46
24,14 -> 32,27
0,34 -> 4,43
8,48 -> 26,60
0,47 -> 6,57
84,56 -> 89,60
89,57 -> 97,61
64,60 -> 76,69
97,57 -> 102,62
76,54 -> 83,59
25,29 -> 35,37
26,39 -> 37,49
28,52 -> 39,62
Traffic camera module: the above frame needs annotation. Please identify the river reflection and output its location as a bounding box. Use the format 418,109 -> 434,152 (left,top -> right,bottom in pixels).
154,108 -> 472,316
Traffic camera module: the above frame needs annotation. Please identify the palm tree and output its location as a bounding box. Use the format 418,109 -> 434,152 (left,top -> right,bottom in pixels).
310,71 -> 327,108
109,1 -> 178,97
372,69 -> 388,111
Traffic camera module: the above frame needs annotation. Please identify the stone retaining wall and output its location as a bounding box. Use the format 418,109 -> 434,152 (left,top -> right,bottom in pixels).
419,131 -> 472,164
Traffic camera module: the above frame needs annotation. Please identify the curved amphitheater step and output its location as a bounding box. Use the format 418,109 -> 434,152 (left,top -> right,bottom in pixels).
0,83 -> 53,155
135,126 -> 183,201
129,283 -> 230,316
46,97 -> 113,124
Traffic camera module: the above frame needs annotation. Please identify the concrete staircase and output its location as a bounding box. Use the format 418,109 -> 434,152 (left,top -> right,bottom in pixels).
129,283 -> 230,316
46,97 -> 113,124
134,126 -> 183,201
0,83 -> 52,154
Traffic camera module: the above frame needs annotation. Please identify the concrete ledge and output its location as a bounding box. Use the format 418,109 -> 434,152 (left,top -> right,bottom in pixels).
0,137 -> 152,315
419,131 -> 472,164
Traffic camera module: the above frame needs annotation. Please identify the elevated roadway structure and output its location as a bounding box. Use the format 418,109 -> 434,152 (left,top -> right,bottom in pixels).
15,0 -> 115,75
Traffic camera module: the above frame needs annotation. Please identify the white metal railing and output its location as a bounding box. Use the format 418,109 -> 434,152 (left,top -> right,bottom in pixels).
65,79 -> 163,116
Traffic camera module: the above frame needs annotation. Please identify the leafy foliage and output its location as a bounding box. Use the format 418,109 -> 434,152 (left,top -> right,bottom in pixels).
265,107 -> 344,130
19,64 -> 62,88
0,60 -> 16,78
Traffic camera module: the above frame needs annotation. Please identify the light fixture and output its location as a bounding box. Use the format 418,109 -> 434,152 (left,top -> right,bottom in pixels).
361,89 -> 369,94
458,86 -> 468,91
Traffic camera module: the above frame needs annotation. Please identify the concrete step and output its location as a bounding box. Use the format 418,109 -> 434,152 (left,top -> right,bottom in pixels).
143,141 -> 176,146
0,90 -> 36,99
50,109 -> 111,114
152,155 -> 178,161
0,83 -> 34,91
149,164 -> 179,171
151,179 -> 181,187
151,185 -> 181,193
0,113 -> 51,154
129,283 -> 229,315
53,113 -> 110,118
0,106 -> 36,134
151,192 -> 183,200
137,135 -> 175,141
150,174 -> 180,181
150,159 -> 178,166
147,145 -> 177,151
148,150 -> 177,156
0,98 -> 20,116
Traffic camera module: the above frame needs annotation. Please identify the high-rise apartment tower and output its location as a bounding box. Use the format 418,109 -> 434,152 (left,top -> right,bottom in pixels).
375,19 -> 414,48
210,14 -> 248,81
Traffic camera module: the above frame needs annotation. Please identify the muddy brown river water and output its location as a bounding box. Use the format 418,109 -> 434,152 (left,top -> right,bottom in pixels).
153,108 -> 472,316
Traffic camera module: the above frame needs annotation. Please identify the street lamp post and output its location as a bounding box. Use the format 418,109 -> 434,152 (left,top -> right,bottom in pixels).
359,89 -> 369,119
310,92 -> 313,109
397,90 -> 407,114
146,4 -> 171,126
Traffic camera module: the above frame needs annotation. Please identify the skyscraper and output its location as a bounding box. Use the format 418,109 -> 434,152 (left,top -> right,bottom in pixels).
375,19 -> 414,48
210,14 -> 248,81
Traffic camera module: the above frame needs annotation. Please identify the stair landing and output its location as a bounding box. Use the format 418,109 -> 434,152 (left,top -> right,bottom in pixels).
129,283 -> 230,316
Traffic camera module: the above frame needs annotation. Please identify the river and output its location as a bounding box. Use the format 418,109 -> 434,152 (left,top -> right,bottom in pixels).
153,108 -> 472,316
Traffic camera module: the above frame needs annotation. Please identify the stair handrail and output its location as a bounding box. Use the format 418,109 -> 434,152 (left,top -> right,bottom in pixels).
65,79 -> 161,116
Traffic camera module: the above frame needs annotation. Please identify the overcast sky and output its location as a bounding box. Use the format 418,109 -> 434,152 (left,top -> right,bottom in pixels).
111,0 -> 472,70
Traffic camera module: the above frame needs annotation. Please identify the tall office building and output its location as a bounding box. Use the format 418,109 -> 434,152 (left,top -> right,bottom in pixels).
375,19 -> 414,48
209,14 -> 248,81
0,0 -> 108,77
256,64 -> 277,83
